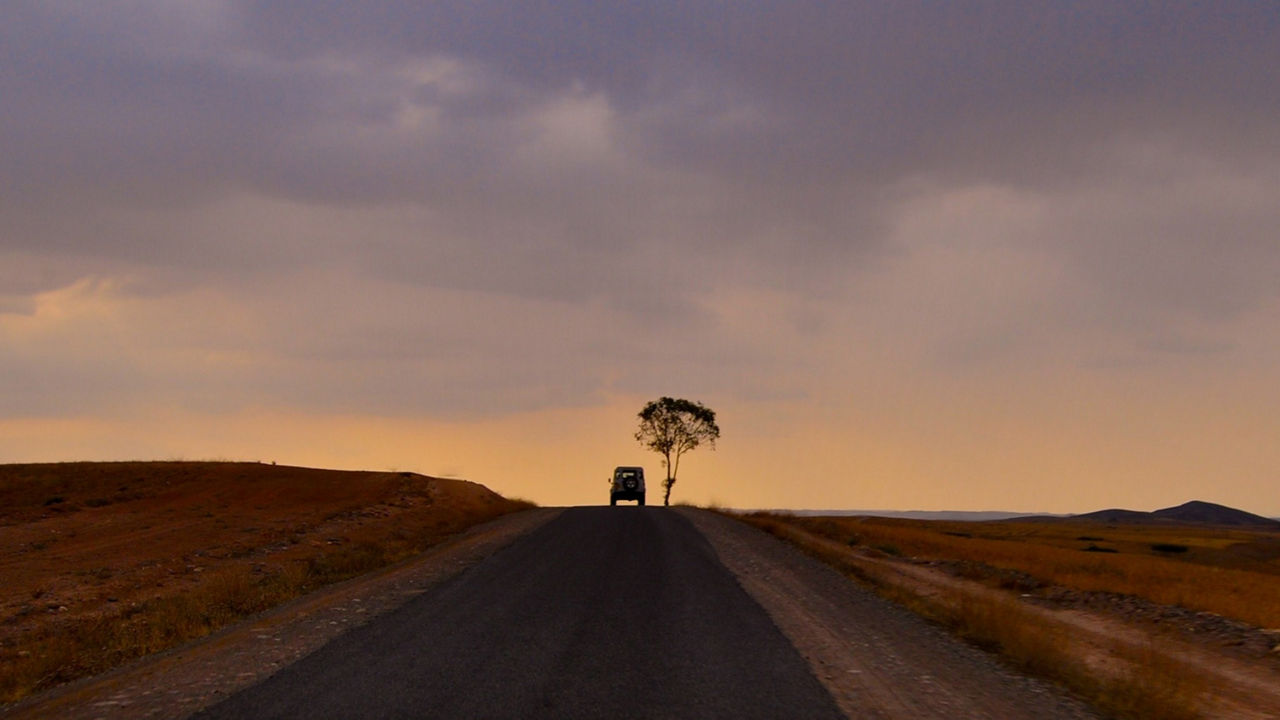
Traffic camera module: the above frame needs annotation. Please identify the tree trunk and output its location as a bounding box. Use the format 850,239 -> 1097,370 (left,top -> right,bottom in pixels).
663,450 -> 674,506
665,450 -> 682,506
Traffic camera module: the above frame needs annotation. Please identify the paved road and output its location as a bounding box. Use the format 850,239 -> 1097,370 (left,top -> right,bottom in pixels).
194,507 -> 846,719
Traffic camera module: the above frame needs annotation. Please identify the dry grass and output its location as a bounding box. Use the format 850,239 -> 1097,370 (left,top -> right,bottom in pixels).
737,513 -> 1246,720
5,550 -> 405,698
0,462 -> 535,703
773,514 -> 1280,629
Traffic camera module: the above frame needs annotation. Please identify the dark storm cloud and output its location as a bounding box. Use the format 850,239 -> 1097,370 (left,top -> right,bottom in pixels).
218,1 -> 1280,199
8,2 -> 1277,223
3,0 -> 1279,420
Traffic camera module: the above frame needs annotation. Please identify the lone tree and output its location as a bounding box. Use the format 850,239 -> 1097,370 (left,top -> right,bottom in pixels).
635,397 -> 720,506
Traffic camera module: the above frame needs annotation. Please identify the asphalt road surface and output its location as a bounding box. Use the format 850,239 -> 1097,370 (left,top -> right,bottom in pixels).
194,507 -> 847,720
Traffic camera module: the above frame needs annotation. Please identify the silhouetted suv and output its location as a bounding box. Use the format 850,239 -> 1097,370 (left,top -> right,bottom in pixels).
609,466 -> 646,506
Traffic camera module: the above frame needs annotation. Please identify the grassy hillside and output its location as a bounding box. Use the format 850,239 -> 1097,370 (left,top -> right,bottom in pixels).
0,461 -> 534,703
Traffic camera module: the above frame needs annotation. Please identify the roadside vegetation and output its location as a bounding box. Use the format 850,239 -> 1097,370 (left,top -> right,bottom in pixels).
737,512 -> 1280,720
0,462 -> 534,704
773,514 -> 1280,627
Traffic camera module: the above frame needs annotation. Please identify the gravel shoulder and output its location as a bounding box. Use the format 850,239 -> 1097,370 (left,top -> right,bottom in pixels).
0,508 -> 562,720
679,508 -> 1102,719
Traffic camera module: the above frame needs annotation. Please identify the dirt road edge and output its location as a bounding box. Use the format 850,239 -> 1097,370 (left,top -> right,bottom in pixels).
679,508 -> 1100,720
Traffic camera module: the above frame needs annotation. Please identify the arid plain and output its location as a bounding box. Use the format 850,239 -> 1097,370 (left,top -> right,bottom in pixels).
740,507 -> 1280,718
4,462 -> 1279,719
0,462 -> 531,703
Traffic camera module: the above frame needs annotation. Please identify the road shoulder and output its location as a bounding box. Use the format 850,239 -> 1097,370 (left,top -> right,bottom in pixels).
679,508 -> 1100,720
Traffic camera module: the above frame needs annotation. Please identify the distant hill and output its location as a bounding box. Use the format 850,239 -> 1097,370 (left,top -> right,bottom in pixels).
1055,500 -> 1279,528
781,509 -> 1042,521
761,502 -> 1279,527
1151,500 -> 1279,527
1070,508 -> 1158,524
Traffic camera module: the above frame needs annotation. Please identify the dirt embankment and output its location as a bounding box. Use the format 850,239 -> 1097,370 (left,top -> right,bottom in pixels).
0,461 -> 533,703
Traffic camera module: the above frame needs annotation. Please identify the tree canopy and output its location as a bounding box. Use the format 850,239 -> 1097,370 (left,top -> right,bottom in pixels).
635,396 -> 720,506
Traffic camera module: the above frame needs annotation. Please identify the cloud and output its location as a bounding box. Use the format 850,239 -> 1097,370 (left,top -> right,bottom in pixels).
2,0 -> 1279,424
0,259 -> 815,419
10,2 -> 1279,195
5,2 -> 1280,513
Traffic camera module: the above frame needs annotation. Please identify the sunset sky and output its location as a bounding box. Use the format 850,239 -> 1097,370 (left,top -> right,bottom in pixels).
3,2 -> 1278,514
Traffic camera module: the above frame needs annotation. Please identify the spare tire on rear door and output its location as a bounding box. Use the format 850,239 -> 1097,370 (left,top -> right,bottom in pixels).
609,466 -> 645,506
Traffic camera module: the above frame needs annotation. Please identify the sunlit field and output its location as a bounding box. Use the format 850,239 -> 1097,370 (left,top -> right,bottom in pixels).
0,462 -> 533,703
737,512 -> 1280,720
761,514 -> 1280,629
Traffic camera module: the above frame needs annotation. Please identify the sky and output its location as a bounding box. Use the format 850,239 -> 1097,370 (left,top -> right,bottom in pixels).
3,1 -> 1279,514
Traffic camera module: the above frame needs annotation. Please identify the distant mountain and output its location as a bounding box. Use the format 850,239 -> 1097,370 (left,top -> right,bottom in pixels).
1058,500 -> 1279,528
1151,500 -> 1280,527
